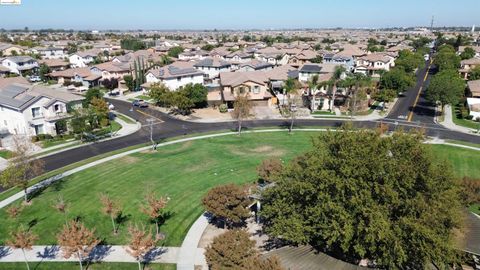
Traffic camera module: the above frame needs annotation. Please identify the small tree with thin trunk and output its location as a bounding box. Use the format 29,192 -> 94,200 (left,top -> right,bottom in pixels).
257,158 -> 283,184
6,205 -> 23,220
206,229 -> 285,269
231,93 -> 252,135
57,220 -> 99,270
126,224 -> 160,270
7,226 -> 38,270
99,193 -> 121,234
140,192 -> 169,237
202,184 -> 251,228
0,136 -> 44,203
52,196 -> 68,226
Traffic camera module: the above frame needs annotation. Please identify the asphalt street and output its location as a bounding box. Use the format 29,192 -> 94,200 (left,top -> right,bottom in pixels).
28,58 -> 480,173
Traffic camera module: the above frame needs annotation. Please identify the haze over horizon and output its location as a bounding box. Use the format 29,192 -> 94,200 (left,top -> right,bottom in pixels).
0,0 -> 478,30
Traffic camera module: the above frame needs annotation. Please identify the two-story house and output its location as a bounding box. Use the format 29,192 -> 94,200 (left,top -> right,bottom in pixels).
144,64 -> 204,91
460,58 -> 480,80
217,71 -> 272,108
69,50 -> 100,68
355,53 -> 395,76
1,56 -> 39,75
238,60 -> 274,72
30,46 -> 66,59
193,58 -> 232,82
0,83 -> 84,136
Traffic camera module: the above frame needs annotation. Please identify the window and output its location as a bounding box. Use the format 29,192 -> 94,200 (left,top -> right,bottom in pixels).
34,124 -> 44,135
253,85 -> 260,94
31,107 -> 41,118
3,120 -> 7,126
54,104 -> 62,112
177,77 -> 181,81
239,87 -> 246,94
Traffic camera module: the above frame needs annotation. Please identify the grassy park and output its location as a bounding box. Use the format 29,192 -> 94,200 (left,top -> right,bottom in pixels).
0,262 -> 176,270
0,131 -> 479,247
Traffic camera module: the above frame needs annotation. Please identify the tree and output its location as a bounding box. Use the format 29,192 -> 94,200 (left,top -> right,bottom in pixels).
461,177 -> 480,206
38,63 -> 50,82
148,83 -> 174,107
395,50 -> 425,73
89,97 -> 109,127
460,47 -> 476,60
52,196 -> 69,226
123,75 -> 135,91
201,44 -> 215,51
167,46 -> 184,58
205,229 -> 257,270
257,158 -> 283,183
434,45 -> 461,71
329,65 -> 347,111
179,83 -> 208,108
172,92 -> 194,115
205,229 -> 284,270
379,67 -> 415,94
140,192 -> 169,237
261,129 -> 461,268
425,69 -> 465,111
126,224 -> 159,270
202,184 -> 250,228
57,220 -> 99,270
6,205 -> 23,219
100,193 -> 121,234
7,227 -> 38,270
469,66 -> 480,80
372,89 -> 397,103
231,93 -> 252,135
83,87 -> 102,107
0,136 -> 44,203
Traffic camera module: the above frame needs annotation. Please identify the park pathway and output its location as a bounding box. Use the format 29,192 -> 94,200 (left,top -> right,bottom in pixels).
0,245 -> 186,264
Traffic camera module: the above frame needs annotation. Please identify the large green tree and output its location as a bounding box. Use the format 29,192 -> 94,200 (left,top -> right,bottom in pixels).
260,129 -> 461,268
167,46 -> 184,58
379,67 -> 415,93
434,45 -> 461,71
395,49 -> 425,73
460,47 -> 476,60
425,69 -> 465,111
178,83 -> 208,108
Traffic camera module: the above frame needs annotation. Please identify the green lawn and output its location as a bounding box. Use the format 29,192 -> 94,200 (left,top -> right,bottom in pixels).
452,104 -> 480,130
0,131 -> 478,247
117,114 -> 136,124
0,262 -> 176,270
431,144 -> 480,178
0,150 -> 12,159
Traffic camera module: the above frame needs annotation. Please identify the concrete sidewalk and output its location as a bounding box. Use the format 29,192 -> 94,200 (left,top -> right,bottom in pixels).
438,105 -> 480,135
177,213 -> 209,270
0,245 -> 183,264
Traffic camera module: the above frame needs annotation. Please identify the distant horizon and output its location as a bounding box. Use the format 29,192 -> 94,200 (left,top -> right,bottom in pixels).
0,0 -> 478,30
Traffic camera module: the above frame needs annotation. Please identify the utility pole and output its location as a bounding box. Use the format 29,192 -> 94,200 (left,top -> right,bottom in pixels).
430,15 -> 435,32
350,82 -> 359,121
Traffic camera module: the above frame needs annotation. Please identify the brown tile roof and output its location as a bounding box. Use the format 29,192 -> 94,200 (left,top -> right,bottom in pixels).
220,71 -> 268,87
468,80 -> 480,96
0,77 -> 29,89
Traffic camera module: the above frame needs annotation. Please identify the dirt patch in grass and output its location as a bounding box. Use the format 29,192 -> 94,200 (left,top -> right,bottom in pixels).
228,145 -> 285,157
118,156 -> 140,165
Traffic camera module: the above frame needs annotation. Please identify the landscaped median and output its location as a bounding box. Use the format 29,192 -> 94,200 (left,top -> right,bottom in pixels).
0,129 -> 479,268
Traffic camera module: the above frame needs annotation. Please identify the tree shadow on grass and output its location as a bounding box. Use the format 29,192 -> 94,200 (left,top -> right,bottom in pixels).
115,211 -> 131,232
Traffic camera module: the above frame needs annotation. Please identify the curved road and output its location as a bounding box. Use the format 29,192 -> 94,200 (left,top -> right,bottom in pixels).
40,59 -> 479,172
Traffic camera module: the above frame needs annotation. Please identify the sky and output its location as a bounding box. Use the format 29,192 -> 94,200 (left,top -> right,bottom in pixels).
0,0 -> 478,30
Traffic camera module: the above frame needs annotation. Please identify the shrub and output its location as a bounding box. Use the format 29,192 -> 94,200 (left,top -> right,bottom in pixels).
465,115 -> 474,120
461,177 -> 480,206
219,104 -> 228,113
73,82 -> 84,87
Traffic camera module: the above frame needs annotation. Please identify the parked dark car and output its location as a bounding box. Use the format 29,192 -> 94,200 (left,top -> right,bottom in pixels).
132,99 -> 148,108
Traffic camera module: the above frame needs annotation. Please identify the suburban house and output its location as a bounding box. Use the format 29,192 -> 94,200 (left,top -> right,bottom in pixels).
69,50 -> 99,68
215,71 -> 273,107
29,46 -> 66,59
0,43 -> 26,56
323,53 -> 355,71
144,64 -> 204,91
178,50 -> 210,61
193,58 -> 232,82
288,50 -> 319,67
254,48 -> 290,66
355,53 -> 395,76
48,67 -> 102,88
460,58 -> 480,80
466,97 -> 480,120
0,56 -> 39,75
467,80 -> 480,98
298,63 -> 342,83
459,46 -> 480,58
238,60 -> 274,72
0,83 -> 84,136
38,59 -> 70,72
92,61 -> 131,80
224,51 -> 252,63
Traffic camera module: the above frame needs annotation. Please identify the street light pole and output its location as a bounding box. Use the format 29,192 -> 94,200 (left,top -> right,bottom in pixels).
146,118 -> 156,150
